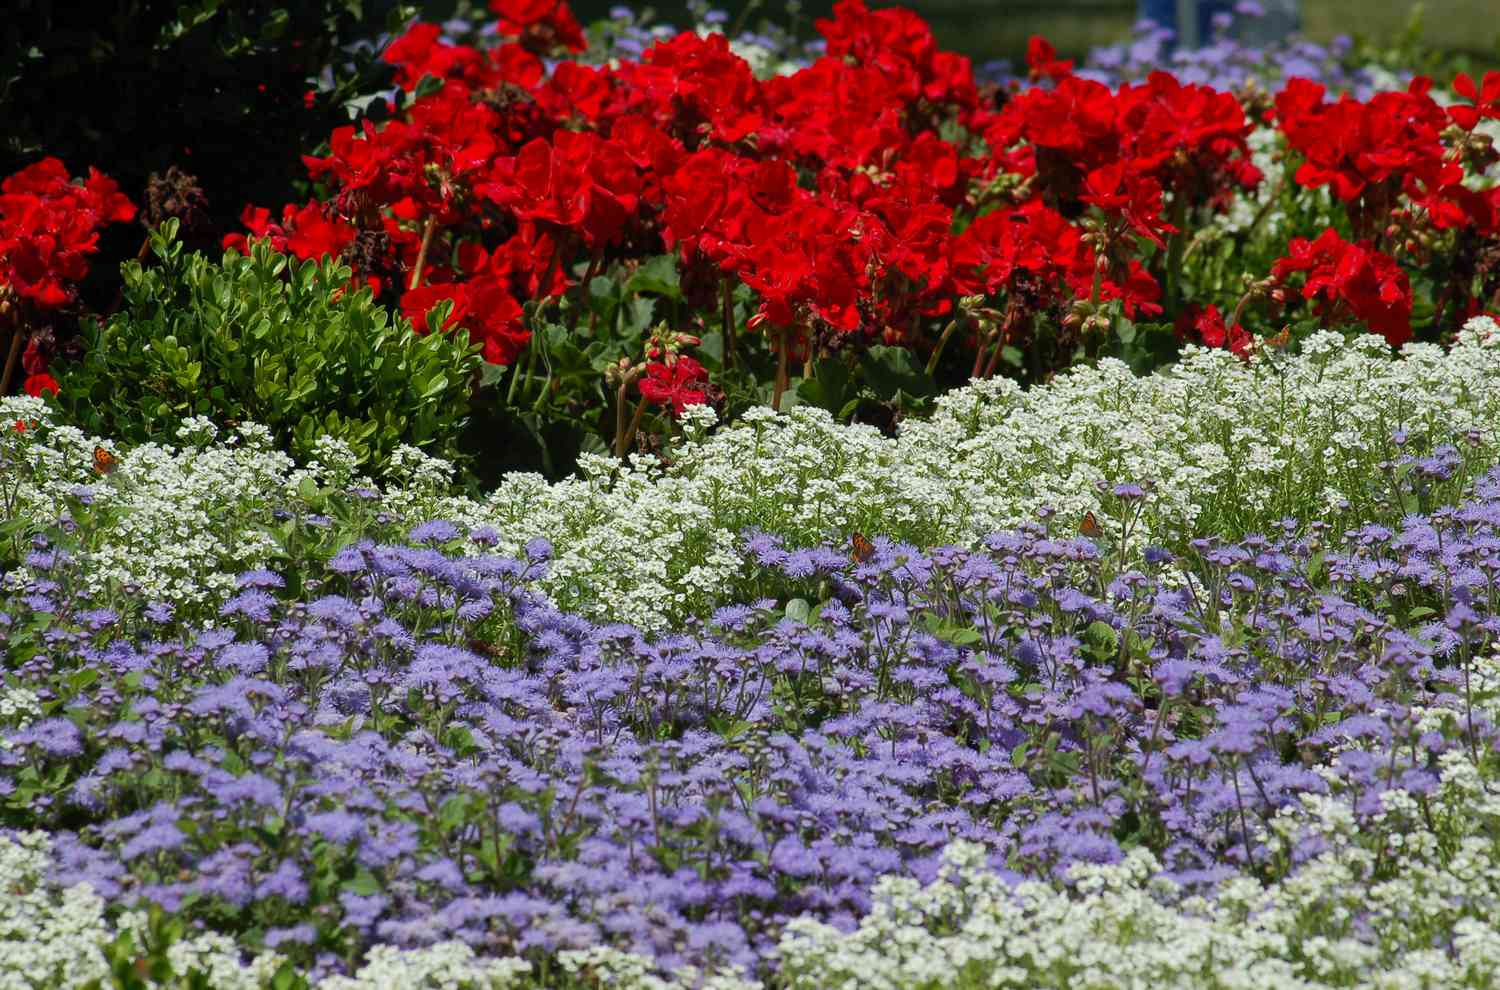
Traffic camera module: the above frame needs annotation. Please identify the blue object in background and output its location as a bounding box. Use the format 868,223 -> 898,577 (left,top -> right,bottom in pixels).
1139,0 -> 1300,50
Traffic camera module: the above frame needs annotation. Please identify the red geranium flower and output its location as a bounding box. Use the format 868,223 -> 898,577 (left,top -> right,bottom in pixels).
1450,70 -> 1500,131
1273,227 -> 1412,346
1177,303 -> 1252,358
638,355 -> 709,416
489,0 -> 586,54
23,373 -> 58,397
1026,36 -> 1074,83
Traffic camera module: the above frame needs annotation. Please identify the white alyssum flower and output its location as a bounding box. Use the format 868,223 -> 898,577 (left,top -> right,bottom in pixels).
11,319 -> 1500,630
0,831 -> 112,990
317,941 -> 532,989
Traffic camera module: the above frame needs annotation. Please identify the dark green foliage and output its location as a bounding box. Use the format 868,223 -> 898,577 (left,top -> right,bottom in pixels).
53,221 -> 482,470
0,0 -> 413,271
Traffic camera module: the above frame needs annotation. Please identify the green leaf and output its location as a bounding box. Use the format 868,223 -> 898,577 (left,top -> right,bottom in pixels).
412,73 -> 445,99
341,868 -> 382,897
862,345 -> 938,401
784,598 -> 812,625
626,254 -> 681,298
67,668 -> 100,693
796,358 -> 853,418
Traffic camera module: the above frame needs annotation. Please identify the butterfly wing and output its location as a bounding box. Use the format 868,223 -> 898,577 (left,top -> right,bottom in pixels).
92,446 -> 118,475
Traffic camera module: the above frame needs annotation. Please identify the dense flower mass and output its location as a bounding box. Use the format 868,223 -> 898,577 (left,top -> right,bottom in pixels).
0,157 -> 134,312
10,319 -> 1500,629
8,457 -> 1500,980
199,0 -> 1500,416
9,2 -> 1500,986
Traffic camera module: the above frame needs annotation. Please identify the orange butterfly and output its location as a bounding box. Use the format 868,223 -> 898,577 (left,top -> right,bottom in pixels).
92,446 -> 119,475
850,532 -> 875,564
1078,511 -> 1104,539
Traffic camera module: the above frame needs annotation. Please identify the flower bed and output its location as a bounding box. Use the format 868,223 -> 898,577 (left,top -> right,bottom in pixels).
6,1 -> 1500,987
8,319 -> 1500,630
8,451 -> 1500,985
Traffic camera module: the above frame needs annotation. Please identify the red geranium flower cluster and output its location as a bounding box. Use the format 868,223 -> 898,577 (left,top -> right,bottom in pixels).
490,0 -> 586,55
638,354 -> 709,416
1176,302 -> 1253,358
1270,69 -> 1500,339
227,0 -> 997,373
0,158 -> 135,311
218,0 -> 1500,396
1273,227 -> 1413,346
0,158 -> 135,398
1274,77 -> 1470,237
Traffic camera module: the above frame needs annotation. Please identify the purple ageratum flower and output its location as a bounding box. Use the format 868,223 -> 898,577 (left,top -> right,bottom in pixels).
329,545 -> 368,575
306,595 -> 365,628
206,771 -> 282,809
304,810 -> 367,845
340,891 -> 388,929
11,717 -> 83,757
409,520 -> 461,545
221,590 -> 276,623
255,859 -> 309,904
220,643 -> 271,675
264,923 -> 317,948
744,530 -> 787,567
236,569 -> 285,590
120,817 -> 186,862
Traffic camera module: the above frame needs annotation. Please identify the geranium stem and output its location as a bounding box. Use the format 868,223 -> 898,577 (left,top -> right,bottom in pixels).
1165,196 -> 1188,313
969,327 -> 995,380
925,318 -> 961,377
0,323 -> 22,396
409,215 -> 438,291
621,397 -> 648,455
722,278 -> 737,369
772,327 -> 789,412
614,366 -> 645,458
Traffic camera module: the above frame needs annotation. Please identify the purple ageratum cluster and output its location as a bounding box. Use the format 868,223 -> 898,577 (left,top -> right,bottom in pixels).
981,5 -> 1398,98
5,474 -> 1500,978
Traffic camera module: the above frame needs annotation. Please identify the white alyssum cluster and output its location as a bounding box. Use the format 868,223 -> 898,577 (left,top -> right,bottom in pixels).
9,319 -> 1500,629
318,942 -> 532,989
0,831 -> 113,990
0,686 -> 41,729
0,835 -> 536,989
0,685 -> 41,753
778,648 -> 1500,990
